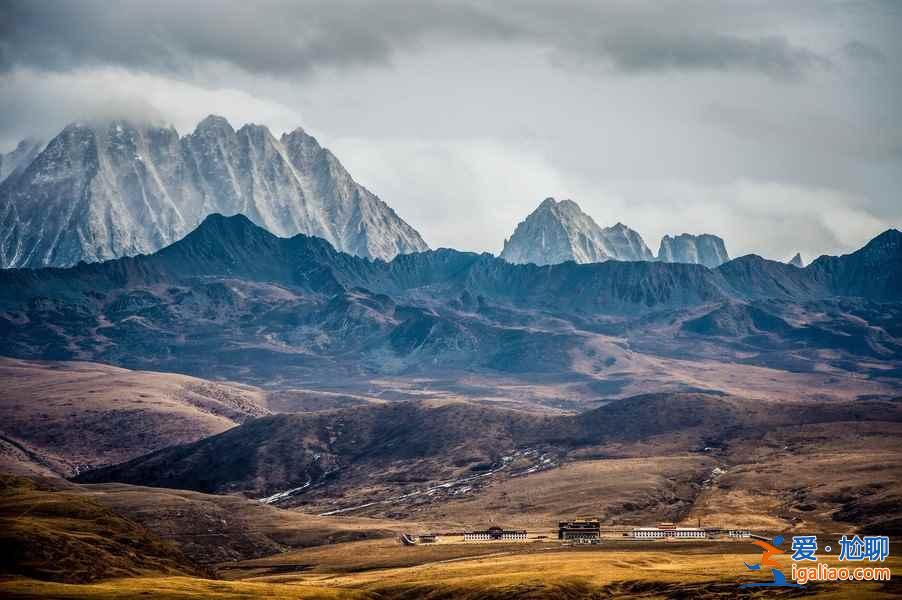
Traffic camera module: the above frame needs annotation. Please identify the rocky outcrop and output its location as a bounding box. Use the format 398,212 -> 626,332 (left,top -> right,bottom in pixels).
500,198 -> 653,265
657,233 -> 730,268
0,117 -> 427,268
601,222 -> 656,261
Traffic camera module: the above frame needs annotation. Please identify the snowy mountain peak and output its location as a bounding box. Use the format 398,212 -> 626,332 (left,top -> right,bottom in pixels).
500,197 -> 654,265
283,125 -> 311,138
657,233 -> 730,268
788,253 -> 804,268
0,116 -> 428,269
602,222 -> 655,261
196,114 -> 235,133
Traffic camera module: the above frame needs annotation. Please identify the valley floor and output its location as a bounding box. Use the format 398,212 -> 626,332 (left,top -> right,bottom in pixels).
1,360 -> 899,599
3,540 -> 901,599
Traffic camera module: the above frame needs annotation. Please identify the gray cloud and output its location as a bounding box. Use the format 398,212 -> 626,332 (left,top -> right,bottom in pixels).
844,40 -> 887,64
1,1 -> 836,81
595,33 -> 830,79
0,0 -> 516,77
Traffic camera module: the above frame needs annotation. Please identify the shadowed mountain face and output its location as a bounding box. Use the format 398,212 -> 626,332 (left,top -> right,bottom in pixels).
807,229 -> 902,300
0,215 -> 899,391
0,117 -> 427,268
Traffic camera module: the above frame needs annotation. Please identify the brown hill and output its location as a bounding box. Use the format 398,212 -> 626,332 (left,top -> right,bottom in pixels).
0,473 -> 407,586
0,358 -> 269,476
77,483 -> 404,565
76,393 -> 902,520
76,401 -> 551,497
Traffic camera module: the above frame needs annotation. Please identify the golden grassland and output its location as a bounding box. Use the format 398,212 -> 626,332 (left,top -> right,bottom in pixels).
0,475 -> 415,576
2,474 -> 900,599
76,482 -> 412,564
0,577 -> 359,600
0,478 -> 196,583
2,541 -> 900,599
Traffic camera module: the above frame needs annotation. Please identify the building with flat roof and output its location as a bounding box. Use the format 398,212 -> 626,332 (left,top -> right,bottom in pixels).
558,519 -> 601,540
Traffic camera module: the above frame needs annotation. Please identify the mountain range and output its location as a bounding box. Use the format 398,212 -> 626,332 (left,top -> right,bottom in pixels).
500,197 -> 730,268
0,122 -> 798,275
0,117 -> 428,269
0,132 -> 756,275
0,213 -> 898,398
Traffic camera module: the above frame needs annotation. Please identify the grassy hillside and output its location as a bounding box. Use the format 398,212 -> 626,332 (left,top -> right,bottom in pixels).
0,476 -> 197,583
77,483 -> 407,565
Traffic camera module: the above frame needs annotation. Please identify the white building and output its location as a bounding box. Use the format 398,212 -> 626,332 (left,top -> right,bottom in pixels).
464,526 -> 528,542
632,527 -> 708,540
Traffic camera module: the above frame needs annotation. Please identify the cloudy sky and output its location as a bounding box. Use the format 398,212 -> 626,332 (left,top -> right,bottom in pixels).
1,1 -> 900,261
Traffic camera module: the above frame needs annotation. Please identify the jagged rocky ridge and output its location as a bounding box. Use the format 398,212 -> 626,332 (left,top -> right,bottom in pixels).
0,117 -> 427,268
0,214 -> 736,313
0,213 -> 898,312
500,198 -> 654,265
0,214 -> 899,386
500,197 -> 730,268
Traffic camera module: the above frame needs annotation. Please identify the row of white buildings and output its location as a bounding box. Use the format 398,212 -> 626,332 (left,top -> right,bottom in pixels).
463,526 -> 528,541
410,522 -> 752,545
559,519 -> 751,541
